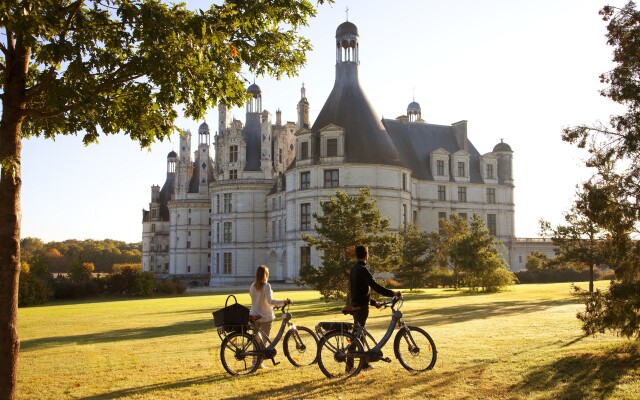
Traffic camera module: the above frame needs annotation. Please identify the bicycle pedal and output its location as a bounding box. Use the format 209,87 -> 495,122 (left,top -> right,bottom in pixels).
382,357 -> 392,363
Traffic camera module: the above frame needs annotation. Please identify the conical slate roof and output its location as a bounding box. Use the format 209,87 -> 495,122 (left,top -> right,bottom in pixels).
311,22 -> 404,167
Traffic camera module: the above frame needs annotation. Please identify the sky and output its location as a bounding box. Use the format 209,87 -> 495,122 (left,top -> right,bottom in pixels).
20,0 -> 627,243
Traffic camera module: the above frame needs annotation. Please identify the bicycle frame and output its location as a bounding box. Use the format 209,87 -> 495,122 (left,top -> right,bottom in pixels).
317,299 -> 405,362
245,305 -> 295,362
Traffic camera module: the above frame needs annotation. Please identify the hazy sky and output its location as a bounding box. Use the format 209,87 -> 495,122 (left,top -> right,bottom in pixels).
20,0 -> 626,243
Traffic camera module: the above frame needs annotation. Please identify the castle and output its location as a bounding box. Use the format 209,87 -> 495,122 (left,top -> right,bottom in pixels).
142,21 -> 543,287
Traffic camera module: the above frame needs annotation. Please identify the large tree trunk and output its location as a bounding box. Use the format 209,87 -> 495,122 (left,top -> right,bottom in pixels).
0,33 -> 28,400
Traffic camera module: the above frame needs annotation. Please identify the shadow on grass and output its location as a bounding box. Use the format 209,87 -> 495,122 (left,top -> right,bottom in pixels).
20,319 -> 216,352
511,342 -> 640,399
78,375 -> 229,400
220,361 -> 492,400
382,298 -> 580,331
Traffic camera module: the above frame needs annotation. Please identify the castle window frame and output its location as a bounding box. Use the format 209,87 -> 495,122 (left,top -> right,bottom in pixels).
223,193 -> 232,213
300,246 -> 311,267
326,138 -> 338,157
300,171 -> 310,190
223,252 -> 232,274
223,222 -> 232,243
438,185 -> 446,201
487,213 -> 497,236
300,203 -> 311,230
229,145 -> 238,163
487,188 -> 496,204
458,186 -> 467,202
324,169 -> 339,188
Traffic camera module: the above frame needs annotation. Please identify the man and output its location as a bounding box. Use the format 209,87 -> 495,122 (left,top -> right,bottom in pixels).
347,245 -> 402,370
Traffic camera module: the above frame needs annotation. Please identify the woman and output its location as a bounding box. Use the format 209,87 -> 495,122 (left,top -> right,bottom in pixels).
249,265 -> 291,350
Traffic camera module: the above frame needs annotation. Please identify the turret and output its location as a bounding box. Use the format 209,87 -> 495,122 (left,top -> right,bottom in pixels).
493,139 -> 514,185
176,129 -> 192,197
218,103 -> 230,133
198,122 -> 211,192
297,83 -> 310,128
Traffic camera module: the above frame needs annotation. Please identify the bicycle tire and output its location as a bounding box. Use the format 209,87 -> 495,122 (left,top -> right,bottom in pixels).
220,331 -> 262,376
317,329 -> 364,378
283,326 -> 318,367
393,325 -> 437,372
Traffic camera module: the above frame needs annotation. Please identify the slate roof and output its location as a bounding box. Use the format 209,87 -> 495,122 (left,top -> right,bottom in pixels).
311,62 -> 405,168
382,119 -> 484,183
188,152 -> 215,192
158,173 -> 175,220
242,114 -> 262,171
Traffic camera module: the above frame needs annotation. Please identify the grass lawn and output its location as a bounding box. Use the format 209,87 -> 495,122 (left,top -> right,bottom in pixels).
16,281 -> 640,399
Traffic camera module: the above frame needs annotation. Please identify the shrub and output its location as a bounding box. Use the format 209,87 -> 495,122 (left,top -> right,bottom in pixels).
155,279 -> 187,295
514,268 -> 604,284
133,272 -> 156,296
18,270 -> 52,306
52,276 -> 100,299
480,268 -> 519,292
424,268 -> 455,288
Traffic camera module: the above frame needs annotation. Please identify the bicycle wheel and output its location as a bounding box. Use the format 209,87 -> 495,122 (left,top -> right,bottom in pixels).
393,325 -> 437,372
283,326 -> 318,367
220,331 -> 262,376
317,330 -> 364,378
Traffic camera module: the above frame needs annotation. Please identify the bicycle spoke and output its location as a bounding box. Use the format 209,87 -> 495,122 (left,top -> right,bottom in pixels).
394,326 -> 437,372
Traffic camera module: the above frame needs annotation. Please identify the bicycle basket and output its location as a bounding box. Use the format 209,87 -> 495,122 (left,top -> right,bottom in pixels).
212,295 -> 250,333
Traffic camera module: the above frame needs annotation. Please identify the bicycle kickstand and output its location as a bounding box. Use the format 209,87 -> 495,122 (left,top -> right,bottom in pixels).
271,358 -> 280,366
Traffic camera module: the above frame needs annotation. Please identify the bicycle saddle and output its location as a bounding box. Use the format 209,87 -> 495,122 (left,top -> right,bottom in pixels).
249,315 -> 262,323
341,305 -> 361,315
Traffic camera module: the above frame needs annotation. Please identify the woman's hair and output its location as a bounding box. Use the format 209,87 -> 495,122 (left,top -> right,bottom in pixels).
254,265 -> 269,290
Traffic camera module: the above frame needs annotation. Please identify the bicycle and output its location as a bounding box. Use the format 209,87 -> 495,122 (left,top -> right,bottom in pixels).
219,302 -> 318,376
315,296 -> 437,378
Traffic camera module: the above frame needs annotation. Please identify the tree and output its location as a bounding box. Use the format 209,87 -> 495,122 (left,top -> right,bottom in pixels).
560,2 -> 640,339
525,252 -> 549,271
540,188 -> 610,294
449,213 -> 515,292
297,188 -> 399,301
0,1 -> 328,397
428,213 -> 468,288
395,224 -> 432,291
66,261 -> 95,283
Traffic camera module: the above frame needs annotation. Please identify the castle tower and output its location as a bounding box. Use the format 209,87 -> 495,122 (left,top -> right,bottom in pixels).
218,103 -> 230,133
297,83 -> 310,128
197,122 -> 211,193
176,130 -> 192,198
311,21 -> 404,167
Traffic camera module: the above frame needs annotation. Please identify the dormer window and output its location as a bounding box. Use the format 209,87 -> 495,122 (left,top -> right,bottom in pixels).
486,164 -> 494,179
452,150 -> 470,183
480,154 -> 498,183
326,138 -> 338,157
431,149 -> 450,182
301,141 -> 309,159
437,160 -> 445,176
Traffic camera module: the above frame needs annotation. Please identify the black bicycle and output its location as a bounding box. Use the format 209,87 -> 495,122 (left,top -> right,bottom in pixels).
219,303 -> 318,376
315,296 -> 437,378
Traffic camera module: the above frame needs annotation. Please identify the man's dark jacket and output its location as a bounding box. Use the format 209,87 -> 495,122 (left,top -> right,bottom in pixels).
349,260 -> 395,307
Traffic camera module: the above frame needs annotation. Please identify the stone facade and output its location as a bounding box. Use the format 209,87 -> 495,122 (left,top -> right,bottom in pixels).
142,21 -> 551,286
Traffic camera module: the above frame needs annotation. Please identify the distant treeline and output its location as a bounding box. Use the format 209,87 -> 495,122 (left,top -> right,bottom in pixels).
21,237 -> 141,273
